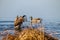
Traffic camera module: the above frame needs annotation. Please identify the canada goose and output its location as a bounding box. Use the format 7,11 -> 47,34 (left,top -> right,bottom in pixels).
30,16 -> 42,24
14,15 -> 26,31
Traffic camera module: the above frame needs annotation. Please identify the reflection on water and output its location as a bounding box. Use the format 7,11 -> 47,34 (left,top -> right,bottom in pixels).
0,21 -> 60,39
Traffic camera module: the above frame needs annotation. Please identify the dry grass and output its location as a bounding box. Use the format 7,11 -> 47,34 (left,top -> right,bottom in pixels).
2,28 -> 58,40
14,28 -> 58,40
2,34 -> 15,40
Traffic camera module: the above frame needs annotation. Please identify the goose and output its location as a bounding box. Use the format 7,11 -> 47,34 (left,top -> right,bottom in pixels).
30,16 -> 42,24
14,15 -> 26,31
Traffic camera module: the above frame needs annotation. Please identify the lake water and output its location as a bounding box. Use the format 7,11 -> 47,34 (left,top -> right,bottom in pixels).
0,21 -> 60,40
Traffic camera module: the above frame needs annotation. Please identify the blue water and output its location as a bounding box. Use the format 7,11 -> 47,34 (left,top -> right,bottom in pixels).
44,22 -> 60,39
0,21 -> 60,39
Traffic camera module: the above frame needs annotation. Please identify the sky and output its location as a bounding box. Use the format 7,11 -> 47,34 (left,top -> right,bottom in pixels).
0,0 -> 60,22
